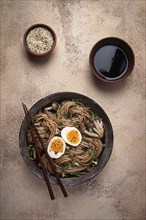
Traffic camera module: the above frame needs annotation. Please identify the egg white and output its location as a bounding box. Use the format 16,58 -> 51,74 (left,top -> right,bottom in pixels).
47,136 -> 66,159
61,127 -> 82,147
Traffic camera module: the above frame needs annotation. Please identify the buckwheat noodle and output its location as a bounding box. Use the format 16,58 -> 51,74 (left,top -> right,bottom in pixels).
27,101 -> 104,177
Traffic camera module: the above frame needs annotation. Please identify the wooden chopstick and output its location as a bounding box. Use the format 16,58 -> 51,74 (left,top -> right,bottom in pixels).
22,103 -> 68,198
22,103 -> 55,200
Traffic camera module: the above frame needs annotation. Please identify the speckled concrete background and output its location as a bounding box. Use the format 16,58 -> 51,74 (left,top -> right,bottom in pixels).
0,0 -> 146,219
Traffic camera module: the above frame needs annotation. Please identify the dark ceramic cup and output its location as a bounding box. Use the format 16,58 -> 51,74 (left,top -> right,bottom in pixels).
89,37 -> 135,83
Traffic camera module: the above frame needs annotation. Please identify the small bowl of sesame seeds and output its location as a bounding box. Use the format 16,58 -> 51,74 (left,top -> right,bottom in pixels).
23,24 -> 57,56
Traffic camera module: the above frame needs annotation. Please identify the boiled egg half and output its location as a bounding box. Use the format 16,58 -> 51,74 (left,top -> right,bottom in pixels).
47,137 -> 66,159
61,127 -> 82,147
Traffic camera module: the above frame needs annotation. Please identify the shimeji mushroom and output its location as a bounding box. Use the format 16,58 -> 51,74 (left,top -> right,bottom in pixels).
92,161 -> 98,165
79,122 -> 99,138
86,122 -> 94,132
80,115 -> 105,138
74,162 -> 80,166
93,119 -> 104,138
84,130 -> 99,138
89,116 -> 95,122
45,102 -> 59,111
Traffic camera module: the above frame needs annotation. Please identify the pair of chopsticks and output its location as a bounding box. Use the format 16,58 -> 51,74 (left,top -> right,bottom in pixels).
22,103 -> 68,200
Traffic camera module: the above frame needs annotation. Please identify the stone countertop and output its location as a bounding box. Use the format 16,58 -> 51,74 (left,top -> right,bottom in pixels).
1,0 -> 145,219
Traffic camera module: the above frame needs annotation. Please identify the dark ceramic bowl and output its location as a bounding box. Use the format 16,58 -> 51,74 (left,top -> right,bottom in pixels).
23,23 -> 57,56
19,92 -> 113,186
89,37 -> 135,83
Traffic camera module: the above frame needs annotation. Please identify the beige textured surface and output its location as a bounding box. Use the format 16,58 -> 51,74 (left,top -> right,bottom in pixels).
0,0 -> 146,219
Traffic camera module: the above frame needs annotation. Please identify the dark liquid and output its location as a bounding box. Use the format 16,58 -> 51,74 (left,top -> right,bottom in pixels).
93,45 -> 128,80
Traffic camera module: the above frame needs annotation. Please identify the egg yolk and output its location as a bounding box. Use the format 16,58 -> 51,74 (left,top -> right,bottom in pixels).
67,130 -> 80,144
50,138 -> 64,154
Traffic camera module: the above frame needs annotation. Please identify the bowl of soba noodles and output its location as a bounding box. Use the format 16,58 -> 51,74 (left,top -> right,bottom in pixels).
19,92 -> 113,186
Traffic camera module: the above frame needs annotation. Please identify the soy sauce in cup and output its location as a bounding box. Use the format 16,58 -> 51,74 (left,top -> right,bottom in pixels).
93,45 -> 128,80
89,37 -> 135,83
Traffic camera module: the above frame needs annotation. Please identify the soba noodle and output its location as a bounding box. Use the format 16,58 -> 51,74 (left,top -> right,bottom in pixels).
27,100 -> 105,177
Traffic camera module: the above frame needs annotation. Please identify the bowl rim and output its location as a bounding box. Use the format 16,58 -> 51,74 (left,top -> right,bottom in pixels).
89,36 -> 135,83
23,23 -> 57,56
19,92 -> 114,186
